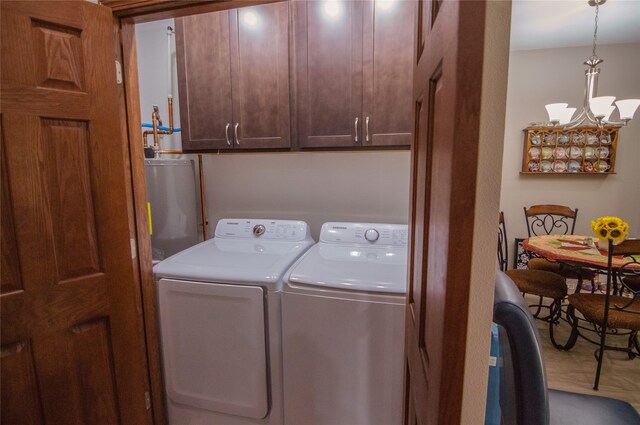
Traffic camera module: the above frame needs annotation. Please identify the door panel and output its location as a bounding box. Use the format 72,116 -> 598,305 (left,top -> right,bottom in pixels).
295,0 -> 363,148
1,2 -> 151,424
405,1 -> 489,424
175,11 -> 233,150
0,340 -> 43,425
362,0 -> 414,147
231,3 -> 290,149
0,136 -> 22,294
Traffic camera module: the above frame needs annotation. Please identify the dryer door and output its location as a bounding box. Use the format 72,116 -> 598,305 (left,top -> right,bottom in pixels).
158,278 -> 269,419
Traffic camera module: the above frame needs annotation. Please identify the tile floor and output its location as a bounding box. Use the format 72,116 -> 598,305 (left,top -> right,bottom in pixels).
534,306 -> 640,411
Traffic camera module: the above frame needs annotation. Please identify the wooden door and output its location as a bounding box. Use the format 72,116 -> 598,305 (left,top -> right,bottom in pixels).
1,2 -> 151,424
230,2 -> 290,149
175,11 -> 233,151
294,0 -> 364,148
405,1 -> 490,424
362,0 -> 414,147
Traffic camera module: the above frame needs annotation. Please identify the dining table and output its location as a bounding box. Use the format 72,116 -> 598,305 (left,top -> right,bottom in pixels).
523,234 -> 640,292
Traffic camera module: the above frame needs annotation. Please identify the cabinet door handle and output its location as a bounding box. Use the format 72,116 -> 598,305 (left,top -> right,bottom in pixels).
365,116 -> 370,143
354,117 -> 359,144
234,123 -> 240,145
225,123 -> 231,145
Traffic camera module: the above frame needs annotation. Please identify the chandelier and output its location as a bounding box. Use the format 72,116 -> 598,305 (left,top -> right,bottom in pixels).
544,0 -> 640,128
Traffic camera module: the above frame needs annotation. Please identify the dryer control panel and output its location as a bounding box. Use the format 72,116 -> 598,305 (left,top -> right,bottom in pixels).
215,219 -> 311,241
320,222 -> 408,246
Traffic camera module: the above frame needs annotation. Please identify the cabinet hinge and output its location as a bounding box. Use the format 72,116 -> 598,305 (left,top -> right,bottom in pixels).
130,238 -> 137,259
145,391 -> 151,410
115,60 -> 123,84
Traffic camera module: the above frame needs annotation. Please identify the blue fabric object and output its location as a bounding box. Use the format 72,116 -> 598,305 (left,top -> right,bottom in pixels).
485,322 -> 502,425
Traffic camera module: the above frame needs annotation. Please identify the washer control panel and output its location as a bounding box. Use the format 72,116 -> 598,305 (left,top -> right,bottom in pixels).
215,219 -> 311,241
320,222 -> 408,246
364,228 -> 379,242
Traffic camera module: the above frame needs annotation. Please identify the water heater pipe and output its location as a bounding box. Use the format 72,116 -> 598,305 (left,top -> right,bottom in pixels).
142,26 -> 176,156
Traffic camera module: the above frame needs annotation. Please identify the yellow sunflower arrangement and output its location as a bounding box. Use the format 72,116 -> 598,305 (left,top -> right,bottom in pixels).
591,216 -> 629,244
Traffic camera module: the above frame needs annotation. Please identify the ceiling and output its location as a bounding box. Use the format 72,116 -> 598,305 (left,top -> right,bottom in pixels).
510,0 -> 640,51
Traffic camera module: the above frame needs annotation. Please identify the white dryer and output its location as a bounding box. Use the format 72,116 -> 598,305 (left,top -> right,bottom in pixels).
154,219 -> 314,425
282,222 -> 408,425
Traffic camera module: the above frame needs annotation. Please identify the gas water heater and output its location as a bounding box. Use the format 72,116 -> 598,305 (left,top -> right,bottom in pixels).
145,158 -> 198,261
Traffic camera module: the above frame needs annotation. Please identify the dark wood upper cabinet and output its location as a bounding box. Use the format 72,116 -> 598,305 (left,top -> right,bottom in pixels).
294,0 -> 364,148
295,0 -> 414,149
362,0 -> 414,147
176,2 -> 291,151
176,11 -> 233,150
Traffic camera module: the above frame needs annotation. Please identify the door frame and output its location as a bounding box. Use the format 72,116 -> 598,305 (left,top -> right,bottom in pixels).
112,3 -> 285,423
108,1 -> 508,424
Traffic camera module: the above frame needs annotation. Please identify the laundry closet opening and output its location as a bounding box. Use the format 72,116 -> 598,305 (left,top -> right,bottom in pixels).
131,1 -> 414,424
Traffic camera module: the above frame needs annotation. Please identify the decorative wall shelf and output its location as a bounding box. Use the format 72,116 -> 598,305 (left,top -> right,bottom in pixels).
521,126 -> 619,174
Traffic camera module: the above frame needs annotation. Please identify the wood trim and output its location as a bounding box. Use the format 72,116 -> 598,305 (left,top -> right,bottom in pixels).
116,21 -> 168,425
112,17 -> 155,425
107,0 -> 281,24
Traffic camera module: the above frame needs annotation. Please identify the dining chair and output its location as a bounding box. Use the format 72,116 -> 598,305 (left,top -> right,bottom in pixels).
499,212 -> 569,349
493,270 -> 640,425
565,238 -> 640,390
524,204 -> 596,292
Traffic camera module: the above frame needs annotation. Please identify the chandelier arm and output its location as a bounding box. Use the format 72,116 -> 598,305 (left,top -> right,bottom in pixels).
563,113 -> 588,130
601,119 -> 625,127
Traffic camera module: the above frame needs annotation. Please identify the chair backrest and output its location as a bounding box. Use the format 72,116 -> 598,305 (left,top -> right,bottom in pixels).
607,239 -> 640,313
493,271 -> 550,425
524,204 -> 577,237
498,212 -> 508,272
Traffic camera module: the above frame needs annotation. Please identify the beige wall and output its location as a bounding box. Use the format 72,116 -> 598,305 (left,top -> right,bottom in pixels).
501,43 -> 640,256
202,151 -> 411,240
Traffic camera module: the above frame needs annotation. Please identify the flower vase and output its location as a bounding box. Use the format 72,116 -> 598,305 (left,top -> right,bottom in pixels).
596,239 -> 610,252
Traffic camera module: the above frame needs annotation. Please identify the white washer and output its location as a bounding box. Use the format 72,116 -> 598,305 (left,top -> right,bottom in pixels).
282,222 -> 408,425
154,219 -> 314,425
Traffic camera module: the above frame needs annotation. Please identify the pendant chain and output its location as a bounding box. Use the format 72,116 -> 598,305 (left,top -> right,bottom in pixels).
591,2 -> 599,60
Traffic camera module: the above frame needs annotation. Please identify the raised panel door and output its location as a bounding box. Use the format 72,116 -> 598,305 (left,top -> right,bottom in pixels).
230,3 -> 291,149
405,1 -> 497,424
175,11 -> 233,151
1,2 -> 151,424
294,0 -> 364,148
362,0 -> 415,147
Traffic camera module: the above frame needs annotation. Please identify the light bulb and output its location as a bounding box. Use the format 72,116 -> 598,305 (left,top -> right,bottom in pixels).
323,0 -> 342,18
558,107 -> 576,125
376,0 -> 396,11
615,99 -> 640,120
242,10 -> 259,27
545,103 -> 569,123
590,96 -> 616,118
602,105 -> 616,122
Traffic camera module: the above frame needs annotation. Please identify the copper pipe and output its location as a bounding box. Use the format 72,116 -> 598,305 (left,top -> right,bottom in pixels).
157,150 -> 183,155
198,154 -> 208,240
152,111 -> 159,150
142,97 -> 175,151
155,97 -> 175,138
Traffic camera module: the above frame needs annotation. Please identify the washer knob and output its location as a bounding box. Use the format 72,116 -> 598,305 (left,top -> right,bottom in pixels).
253,224 -> 266,237
364,228 -> 379,242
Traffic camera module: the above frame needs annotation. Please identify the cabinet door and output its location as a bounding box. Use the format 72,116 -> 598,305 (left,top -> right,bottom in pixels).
294,0 -> 364,148
230,3 -> 291,149
362,0 -> 414,147
176,12 -> 233,151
